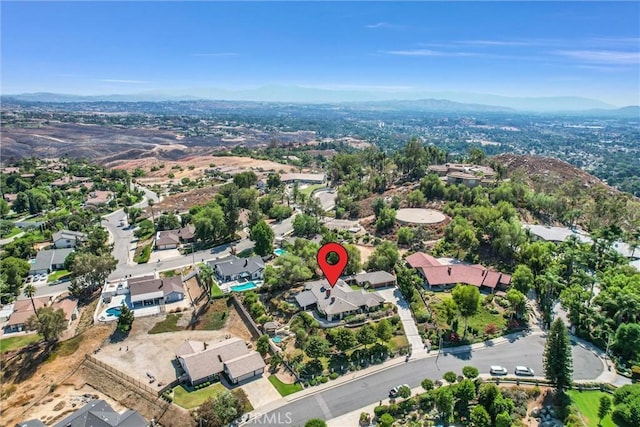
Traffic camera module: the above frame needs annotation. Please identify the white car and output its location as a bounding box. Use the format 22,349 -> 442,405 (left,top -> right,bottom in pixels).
389,384 -> 410,398
515,366 -> 535,376
490,366 -> 508,375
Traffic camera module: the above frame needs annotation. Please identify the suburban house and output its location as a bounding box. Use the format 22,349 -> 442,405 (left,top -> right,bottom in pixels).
343,271 -> 397,289
406,252 -> 511,292
29,248 -> 74,275
447,171 -> 482,188
175,337 -> 266,385
295,279 -> 385,321
280,173 -> 326,184
427,163 -> 496,187
128,276 -> 184,307
52,297 -> 79,327
3,296 -> 50,333
85,190 -> 113,206
52,229 -> 87,249
523,224 -> 592,244
155,230 -> 181,250
176,224 -> 196,243
208,255 -> 265,284
47,399 -> 147,427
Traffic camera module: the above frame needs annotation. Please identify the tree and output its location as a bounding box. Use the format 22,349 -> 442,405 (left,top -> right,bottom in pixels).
506,288 -> 527,320
304,419 -> 327,427
372,198 -> 386,217
378,413 -> 394,427
366,241 -> 399,272
543,318 -> 574,392
462,366 -> 479,379
233,171 -> 258,188
193,203 -> 225,243
451,285 -> 480,338
442,298 -> 458,325
511,264 -> 534,294
27,306 -> 66,342
443,371 -> 457,383
69,252 -> 117,300
344,244 -> 362,275
257,335 -> 270,356
250,220 -> 274,257
127,207 -> 142,225
398,385 -> 412,399
421,378 -> 434,391
116,304 -> 134,334
407,189 -> 426,207
197,390 -> 242,426
397,227 -> 415,246
333,328 -> 357,352
376,319 -> 393,341
495,411 -> 512,427
155,213 -> 180,231
612,323 -> 640,363
357,324 -> 377,349
0,256 -> 30,298
85,226 -> 111,255
0,199 -> 9,217
23,283 -> 38,320
305,336 -> 329,359
375,207 -> 396,233
455,378 -> 477,412
267,173 -> 281,190
598,395 -> 612,425
470,405 -> 492,427
293,214 -> 321,237
436,386 -> 455,422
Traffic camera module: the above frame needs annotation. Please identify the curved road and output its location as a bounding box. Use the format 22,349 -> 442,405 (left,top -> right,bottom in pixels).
248,333 -> 603,426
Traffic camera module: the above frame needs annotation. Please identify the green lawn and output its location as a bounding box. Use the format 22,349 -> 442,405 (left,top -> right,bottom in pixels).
211,281 -> 224,297
567,390 -> 615,427
148,314 -> 183,334
1,227 -> 22,239
172,383 -> 226,409
0,334 -> 42,353
48,334 -> 85,361
300,184 -> 324,197
48,269 -> 70,282
269,375 -> 302,396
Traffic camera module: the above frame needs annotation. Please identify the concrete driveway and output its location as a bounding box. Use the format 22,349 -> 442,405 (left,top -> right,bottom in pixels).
377,287 -> 425,355
148,248 -> 182,263
240,376 -> 282,409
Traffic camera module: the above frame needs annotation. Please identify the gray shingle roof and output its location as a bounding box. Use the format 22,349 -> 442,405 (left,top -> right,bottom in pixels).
353,271 -> 396,286
209,255 -> 264,277
224,352 -> 266,379
30,248 -> 74,273
52,229 -> 86,242
178,337 -> 259,383
523,224 -> 592,243
297,278 -> 385,316
52,399 -> 147,427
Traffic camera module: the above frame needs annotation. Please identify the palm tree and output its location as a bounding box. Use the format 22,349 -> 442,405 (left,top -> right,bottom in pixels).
23,283 -> 39,321
198,264 -> 214,295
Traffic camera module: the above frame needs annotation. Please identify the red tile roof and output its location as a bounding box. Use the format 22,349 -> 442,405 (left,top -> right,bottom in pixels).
422,264 -> 511,288
406,252 -> 441,268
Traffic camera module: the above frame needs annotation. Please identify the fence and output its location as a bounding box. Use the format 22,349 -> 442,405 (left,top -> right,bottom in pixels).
182,268 -> 199,281
230,294 -> 262,339
85,354 -> 170,397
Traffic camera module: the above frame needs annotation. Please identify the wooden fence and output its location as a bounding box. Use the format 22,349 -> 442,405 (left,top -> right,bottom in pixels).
230,294 -> 262,339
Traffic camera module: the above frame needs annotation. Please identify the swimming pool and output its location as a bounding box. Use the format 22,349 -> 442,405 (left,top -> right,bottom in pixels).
106,307 -> 122,317
273,248 -> 287,256
272,336 -> 283,343
230,282 -> 258,292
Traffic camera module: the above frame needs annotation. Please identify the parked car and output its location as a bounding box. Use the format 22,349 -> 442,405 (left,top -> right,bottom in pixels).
389,384 -> 410,398
490,365 -> 508,375
515,366 -> 535,376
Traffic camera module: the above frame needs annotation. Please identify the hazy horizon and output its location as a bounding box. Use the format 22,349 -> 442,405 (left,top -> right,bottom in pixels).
2,2 -> 639,107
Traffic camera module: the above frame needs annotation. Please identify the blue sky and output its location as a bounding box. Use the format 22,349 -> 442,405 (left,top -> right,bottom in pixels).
1,1 -> 639,106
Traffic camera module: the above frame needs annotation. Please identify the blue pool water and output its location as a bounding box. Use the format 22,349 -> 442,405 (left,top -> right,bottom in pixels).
273,248 -> 287,256
106,307 -> 122,317
272,336 -> 283,343
230,282 -> 258,292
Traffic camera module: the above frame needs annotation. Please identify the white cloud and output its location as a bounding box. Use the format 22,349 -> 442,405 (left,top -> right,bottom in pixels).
100,79 -> 149,84
365,22 -> 406,30
456,39 -> 538,47
191,52 -> 239,57
553,50 -> 640,64
381,49 -> 480,57
577,64 -> 632,72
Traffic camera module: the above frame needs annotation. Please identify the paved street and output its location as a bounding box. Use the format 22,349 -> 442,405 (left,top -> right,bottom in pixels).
314,190 -> 336,211
247,333 -> 603,426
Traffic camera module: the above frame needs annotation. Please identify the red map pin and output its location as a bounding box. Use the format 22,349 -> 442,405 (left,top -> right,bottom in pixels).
317,242 -> 349,288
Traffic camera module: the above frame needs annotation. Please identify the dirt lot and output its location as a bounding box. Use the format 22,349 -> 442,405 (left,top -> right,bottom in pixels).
142,185 -> 221,216
114,155 -> 298,184
0,325 -> 113,426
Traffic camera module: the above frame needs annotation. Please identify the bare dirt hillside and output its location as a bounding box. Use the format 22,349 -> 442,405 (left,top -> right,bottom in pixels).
492,154 -> 616,194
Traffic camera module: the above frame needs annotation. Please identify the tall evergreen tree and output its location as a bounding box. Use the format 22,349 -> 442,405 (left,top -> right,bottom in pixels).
543,318 -> 573,392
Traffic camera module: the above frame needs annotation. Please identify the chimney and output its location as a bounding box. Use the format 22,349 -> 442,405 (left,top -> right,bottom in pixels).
204,342 -> 208,349
218,355 -> 222,362
447,266 -> 452,275
325,289 -> 331,298
331,297 -> 335,304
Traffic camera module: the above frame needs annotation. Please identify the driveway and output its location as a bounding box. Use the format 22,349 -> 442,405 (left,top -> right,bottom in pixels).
240,376 -> 282,410
377,287 -> 425,355
148,248 -> 182,263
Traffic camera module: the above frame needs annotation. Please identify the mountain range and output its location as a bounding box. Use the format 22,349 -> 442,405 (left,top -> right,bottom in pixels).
3,85 -> 639,114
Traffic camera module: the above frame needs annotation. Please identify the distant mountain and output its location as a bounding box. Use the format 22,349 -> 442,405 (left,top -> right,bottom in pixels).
3,85 -> 623,112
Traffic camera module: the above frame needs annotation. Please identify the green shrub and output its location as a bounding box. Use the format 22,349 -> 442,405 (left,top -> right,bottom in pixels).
329,372 -> 338,380
320,376 -> 328,383
373,405 -> 389,417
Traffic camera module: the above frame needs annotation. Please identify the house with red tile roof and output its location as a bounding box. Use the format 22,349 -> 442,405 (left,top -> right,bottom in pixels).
406,252 -> 511,292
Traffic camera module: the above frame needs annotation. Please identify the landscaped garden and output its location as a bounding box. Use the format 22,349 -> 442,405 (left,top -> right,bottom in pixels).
171,383 -> 225,409
566,390 -> 615,427
268,375 -> 303,396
